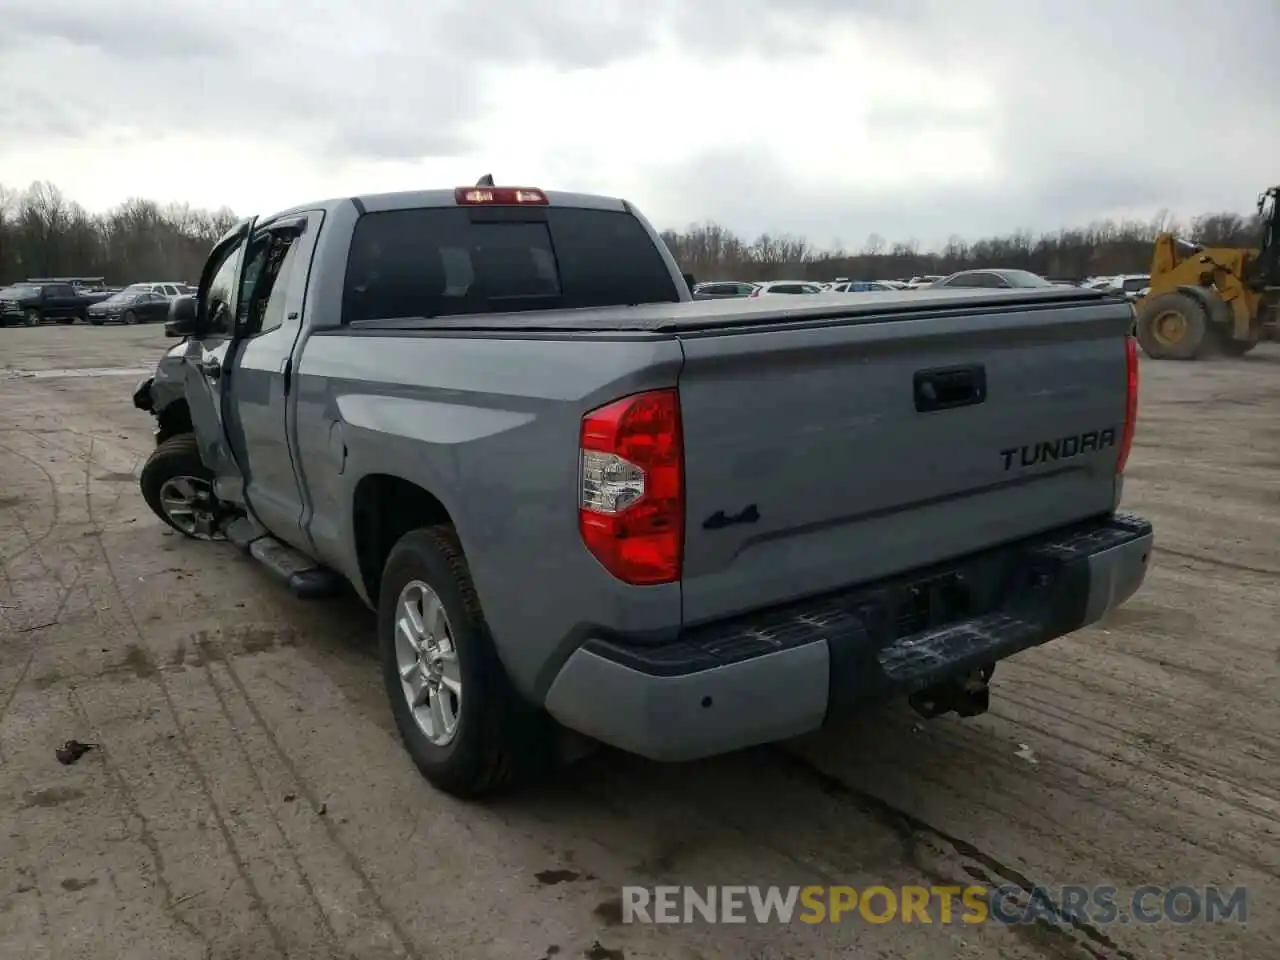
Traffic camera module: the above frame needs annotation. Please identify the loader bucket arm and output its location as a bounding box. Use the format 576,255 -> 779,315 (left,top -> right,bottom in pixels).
1245,187 -> 1279,287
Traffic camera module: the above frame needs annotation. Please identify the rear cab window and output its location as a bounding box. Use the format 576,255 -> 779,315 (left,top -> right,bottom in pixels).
341,205 -> 682,324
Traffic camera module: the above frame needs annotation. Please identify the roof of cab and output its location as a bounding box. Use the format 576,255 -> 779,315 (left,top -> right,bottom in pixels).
258,187 -> 629,225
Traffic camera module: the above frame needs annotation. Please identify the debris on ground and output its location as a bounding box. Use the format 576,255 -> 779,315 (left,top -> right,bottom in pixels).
55,740 -> 97,765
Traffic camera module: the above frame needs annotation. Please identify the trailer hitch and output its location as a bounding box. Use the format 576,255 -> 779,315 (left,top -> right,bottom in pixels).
908,664 -> 995,719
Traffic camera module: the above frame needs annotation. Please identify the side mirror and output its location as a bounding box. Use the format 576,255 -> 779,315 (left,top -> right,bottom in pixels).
165,294 -> 198,338
682,272 -> 697,292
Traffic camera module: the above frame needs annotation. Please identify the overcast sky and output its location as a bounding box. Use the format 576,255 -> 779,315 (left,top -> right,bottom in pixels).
0,0 -> 1276,250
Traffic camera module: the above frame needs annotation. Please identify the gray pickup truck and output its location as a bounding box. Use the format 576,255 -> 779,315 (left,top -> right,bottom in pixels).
132,182 -> 1152,798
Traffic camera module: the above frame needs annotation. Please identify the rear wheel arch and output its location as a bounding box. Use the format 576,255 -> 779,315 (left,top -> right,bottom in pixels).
351,473 -> 456,604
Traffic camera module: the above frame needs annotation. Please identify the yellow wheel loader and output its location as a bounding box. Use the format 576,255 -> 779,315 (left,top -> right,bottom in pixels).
1133,186 -> 1279,360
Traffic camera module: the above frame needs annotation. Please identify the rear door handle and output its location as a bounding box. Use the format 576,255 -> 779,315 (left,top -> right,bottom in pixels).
914,364 -> 986,412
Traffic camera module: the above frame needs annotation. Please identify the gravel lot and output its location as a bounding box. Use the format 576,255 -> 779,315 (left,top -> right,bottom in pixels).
2,325 -> 1278,960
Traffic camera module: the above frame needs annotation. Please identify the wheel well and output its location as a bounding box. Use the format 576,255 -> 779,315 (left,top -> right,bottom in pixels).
1177,285 -> 1232,327
352,475 -> 453,602
156,399 -> 193,442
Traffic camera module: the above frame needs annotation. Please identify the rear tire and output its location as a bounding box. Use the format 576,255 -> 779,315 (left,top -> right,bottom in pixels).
1135,292 -> 1210,360
140,433 -> 223,540
378,526 -> 554,799
1213,322 -> 1260,356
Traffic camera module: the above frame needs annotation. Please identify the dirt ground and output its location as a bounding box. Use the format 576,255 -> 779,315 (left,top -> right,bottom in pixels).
1,325 -> 1277,960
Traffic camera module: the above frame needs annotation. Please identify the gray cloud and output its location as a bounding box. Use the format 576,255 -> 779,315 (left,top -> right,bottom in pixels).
0,0 -> 1275,242
1,2 -> 232,59
642,0 -> 1280,244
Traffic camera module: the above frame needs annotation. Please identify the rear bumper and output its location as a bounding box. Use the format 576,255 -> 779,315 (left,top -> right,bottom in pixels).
543,512 -> 1153,762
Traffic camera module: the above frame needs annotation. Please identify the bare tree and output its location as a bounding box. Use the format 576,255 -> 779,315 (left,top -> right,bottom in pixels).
0,180 -> 1265,288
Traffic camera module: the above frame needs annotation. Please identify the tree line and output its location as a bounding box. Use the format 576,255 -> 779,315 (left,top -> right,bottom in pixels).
0,179 -> 1265,286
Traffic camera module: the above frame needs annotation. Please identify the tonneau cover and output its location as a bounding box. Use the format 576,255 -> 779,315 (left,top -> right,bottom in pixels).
348,286 -> 1124,334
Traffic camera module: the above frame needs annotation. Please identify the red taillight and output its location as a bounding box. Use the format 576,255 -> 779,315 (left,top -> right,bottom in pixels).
1117,335 -> 1139,474
579,389 -> 684,585
454,186 -> 548,205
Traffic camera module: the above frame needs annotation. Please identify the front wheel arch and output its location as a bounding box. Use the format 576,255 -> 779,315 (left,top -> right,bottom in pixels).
155,399 -> 194,444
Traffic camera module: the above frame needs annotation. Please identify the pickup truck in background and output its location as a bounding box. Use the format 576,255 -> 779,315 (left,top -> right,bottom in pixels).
0,281 -> 111,326
132,181 -> 1152,799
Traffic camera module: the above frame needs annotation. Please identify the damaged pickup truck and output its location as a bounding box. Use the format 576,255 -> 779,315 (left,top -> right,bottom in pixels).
132,181 -> 1152,798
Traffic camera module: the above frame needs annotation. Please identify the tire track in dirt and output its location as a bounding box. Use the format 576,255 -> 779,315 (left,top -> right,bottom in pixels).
211,642 -> 426,960
64,686 -> 211,954
77,433 -> 292,959
191,641 -> 345,953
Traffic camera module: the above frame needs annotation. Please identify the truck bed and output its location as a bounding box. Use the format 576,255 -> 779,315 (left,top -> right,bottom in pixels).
346,286 -> 1124,335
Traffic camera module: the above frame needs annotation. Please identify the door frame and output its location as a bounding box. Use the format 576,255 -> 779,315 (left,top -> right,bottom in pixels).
180,216 -> 257,504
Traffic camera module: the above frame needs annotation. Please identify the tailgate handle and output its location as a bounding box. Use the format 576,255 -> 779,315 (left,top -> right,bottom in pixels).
914,365 -> 986,413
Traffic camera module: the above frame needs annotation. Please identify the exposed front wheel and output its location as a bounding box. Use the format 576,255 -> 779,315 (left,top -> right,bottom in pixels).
23,309 -> 40,327
378,526 -> 554,798
123,310 -> 138,326
139,433 -> 225,540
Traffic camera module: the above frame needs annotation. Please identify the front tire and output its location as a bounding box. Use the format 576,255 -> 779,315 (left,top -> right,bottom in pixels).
1135,292 -> 1210,360
23,308 -> 40,327
139,433 -> 224,540
378,527 -> 553,798
123,310 -> 138,326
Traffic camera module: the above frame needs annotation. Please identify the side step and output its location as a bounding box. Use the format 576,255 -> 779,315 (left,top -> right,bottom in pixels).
225,517 -> 345,600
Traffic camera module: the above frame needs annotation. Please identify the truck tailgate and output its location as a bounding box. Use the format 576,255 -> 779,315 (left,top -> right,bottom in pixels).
675,297 -> 1133,625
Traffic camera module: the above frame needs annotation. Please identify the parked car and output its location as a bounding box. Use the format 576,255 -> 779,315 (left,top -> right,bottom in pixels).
748,280 -> 825,296
130,281 -> 192,298
692,281 -> 758,300
931,269 -> 1055,289
829,280 -> 896,292
132,181 -> 1151,799
0,281 -> 111,326
87,284 -> 178,325
1098,274 -> 1151,300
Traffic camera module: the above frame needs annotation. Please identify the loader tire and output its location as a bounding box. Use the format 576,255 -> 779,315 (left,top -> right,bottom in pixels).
1212,323 -> 1260,357
1135,292 -> 1210,360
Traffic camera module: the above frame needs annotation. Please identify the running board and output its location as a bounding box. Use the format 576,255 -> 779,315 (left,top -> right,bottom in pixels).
224,518 -> 344,600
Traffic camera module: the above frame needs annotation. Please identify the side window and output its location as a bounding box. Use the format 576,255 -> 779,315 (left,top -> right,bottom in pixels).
48,284 -> 73,297
161,285 -> 177,296
203,242 -> 245,337
242,233 -> 302,338
1122,277 -> 1147,293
